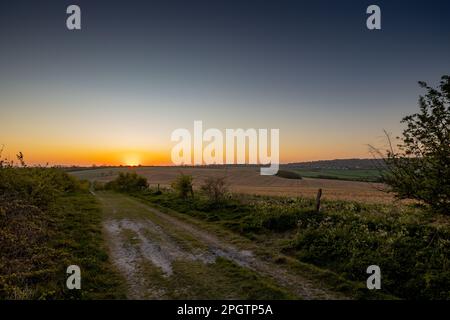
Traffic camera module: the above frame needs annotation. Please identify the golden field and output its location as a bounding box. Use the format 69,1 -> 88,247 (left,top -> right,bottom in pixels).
71,166 -> 394,204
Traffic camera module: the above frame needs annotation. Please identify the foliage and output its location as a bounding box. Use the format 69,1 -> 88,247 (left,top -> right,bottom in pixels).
105,172 -> 148,192
201,176 -> 229,203
0,167 -> 81,208
0,163 -> 125,299
171,174 -> 194,199
92,180 -> 105,191
276,170 -> 302,180
382,75 -> 450,214
293,168 -> 383,182
292,207 -> 450,299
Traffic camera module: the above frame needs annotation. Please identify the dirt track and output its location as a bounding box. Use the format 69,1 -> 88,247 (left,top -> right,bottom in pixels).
96,191 -> 347,300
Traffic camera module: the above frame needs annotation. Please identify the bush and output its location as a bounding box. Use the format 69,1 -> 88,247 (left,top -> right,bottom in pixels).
276,170 -> 302,180
292,209 -> 450,299
0,167 -> 80,208
260,211 -> 299,232
171,174 -> 194,199
105,172 -> 148,192
201,176 -> 229,203
93,180 -> 105,191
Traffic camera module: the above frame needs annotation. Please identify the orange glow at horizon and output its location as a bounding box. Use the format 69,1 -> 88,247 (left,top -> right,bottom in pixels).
2,146 -> 172,167
1,93 -> 390,167
123,153 -> 142,166
1,141 -> 376,167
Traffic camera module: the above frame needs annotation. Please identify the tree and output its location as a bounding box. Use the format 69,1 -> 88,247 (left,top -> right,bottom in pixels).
382,75 -> 450,214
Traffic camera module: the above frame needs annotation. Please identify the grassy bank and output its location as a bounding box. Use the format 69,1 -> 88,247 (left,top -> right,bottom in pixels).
120,185 -> 449,300
0,167 -> 125,299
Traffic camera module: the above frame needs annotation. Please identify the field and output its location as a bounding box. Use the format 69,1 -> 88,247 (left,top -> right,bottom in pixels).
290,168 -> 383,182
70,166 -> 393,204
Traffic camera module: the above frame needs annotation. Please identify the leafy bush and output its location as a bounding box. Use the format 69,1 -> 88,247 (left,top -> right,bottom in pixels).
292,209 -> 450,299
260,211 -> 299,231
105,172 -> 148,192
171,174 -> 194,199
0,167 -> 81,208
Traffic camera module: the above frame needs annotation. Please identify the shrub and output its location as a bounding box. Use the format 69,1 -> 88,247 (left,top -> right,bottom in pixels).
292,209 -> 450,299
276,170 -> 302,180
201,176 -> 229,203
0,167 -> 80,208
260,211 -> 299,232
171,174 -> 194,199
105,172 -> 148,192
93,180 -> 105,191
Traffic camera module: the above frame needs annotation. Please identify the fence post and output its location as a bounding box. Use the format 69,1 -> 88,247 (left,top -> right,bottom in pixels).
315,188 -> 322,213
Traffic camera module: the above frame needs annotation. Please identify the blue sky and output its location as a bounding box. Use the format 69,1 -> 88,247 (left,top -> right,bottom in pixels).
1,0 -> 449,164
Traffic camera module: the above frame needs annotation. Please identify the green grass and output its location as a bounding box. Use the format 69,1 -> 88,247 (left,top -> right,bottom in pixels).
291,168 -> 384,182
47,192 -> 127,299
137,257 -> 295,300
0,191 -> 126,300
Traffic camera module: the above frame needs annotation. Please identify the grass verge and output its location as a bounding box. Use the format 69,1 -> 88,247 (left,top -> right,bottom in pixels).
0,167 -> 126,299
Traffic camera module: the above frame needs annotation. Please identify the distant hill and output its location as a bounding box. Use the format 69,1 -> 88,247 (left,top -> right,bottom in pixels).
284,158 -> 386,170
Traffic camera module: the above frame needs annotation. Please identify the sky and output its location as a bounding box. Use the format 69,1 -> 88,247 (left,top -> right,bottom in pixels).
1,0 -> 450,166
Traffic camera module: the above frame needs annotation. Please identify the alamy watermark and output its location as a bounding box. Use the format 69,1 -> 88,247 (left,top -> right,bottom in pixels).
66,265 -> 81,290
366,265 -> 381,289
366,4 -> 381,30
65,4 -> 380,32
66,5 -> 81,30
171,121 -> 279,175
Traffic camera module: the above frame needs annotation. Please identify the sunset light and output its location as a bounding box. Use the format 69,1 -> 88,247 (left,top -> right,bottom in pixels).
123,154 -> 141,167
